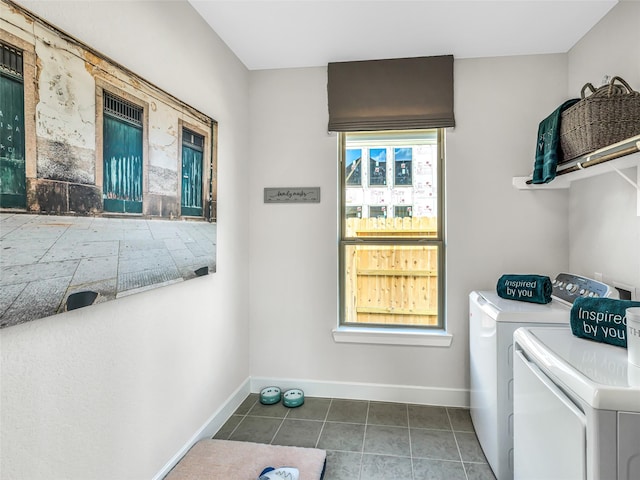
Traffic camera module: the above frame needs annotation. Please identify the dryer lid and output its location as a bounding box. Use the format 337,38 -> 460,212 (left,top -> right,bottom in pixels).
473,291 -> 571,324
515,326 -> 640,412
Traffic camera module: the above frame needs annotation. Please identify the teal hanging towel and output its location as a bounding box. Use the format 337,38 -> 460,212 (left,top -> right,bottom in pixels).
496,274 -> 552,304
532,99 -> 579,184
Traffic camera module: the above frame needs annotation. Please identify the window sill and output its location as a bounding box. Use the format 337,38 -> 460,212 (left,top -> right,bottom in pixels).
332,326 -> 453,347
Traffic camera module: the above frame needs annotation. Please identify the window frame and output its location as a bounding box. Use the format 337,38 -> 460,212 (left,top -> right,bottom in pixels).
338,129 -> 446,335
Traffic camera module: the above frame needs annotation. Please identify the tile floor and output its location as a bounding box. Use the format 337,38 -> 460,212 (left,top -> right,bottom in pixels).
213,394 -> 497,480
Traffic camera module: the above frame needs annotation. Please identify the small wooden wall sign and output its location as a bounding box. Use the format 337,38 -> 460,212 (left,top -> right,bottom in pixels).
264,187 -> 321,203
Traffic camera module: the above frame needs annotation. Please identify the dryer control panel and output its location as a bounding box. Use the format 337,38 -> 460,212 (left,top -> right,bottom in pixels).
552,273 -> 614,305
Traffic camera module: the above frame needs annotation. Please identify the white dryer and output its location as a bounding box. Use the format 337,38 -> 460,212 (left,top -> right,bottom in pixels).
469,273 -> 613,480
513,326 -> 640,480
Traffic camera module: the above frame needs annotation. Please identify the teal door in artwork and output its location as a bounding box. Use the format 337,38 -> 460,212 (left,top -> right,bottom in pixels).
0,43 -> 26,209
103,92 -> 143,213
181,129 -> 204,217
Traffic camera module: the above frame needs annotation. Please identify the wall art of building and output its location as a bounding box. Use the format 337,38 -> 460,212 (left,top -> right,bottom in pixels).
0,0 -> 218,327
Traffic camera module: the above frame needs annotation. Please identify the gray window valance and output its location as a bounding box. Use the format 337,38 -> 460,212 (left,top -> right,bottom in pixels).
327,55 -> 455,132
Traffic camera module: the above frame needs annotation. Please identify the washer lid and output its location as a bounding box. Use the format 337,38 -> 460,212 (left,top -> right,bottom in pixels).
473,291 -> 571,324
515,326 -> 640,412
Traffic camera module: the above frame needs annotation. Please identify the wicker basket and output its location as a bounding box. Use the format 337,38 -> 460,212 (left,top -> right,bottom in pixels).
560,76 -> 640,161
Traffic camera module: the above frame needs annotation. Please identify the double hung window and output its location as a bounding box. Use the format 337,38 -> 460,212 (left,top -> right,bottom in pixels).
339,129 -> 444,329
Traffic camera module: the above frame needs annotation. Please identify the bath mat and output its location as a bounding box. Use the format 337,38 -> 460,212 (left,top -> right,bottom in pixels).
165,439 -> 326,479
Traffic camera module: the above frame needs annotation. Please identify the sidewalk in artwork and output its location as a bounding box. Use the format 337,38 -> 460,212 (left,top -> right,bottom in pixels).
0,213 -> 216,328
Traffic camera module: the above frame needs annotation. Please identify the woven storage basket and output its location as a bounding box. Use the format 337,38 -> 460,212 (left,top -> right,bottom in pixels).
560,76 -> 640,161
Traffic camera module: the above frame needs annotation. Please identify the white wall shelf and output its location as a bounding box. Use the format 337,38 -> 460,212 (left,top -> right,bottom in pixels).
513,137 -> 640,215
513,149 -> 640,190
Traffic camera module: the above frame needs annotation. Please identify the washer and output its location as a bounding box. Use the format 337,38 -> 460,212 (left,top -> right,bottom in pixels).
469,273 -> 612,480
513,326 -> 640,480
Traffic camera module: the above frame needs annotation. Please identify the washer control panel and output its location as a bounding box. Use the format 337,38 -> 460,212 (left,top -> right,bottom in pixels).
552,273 -> 614,305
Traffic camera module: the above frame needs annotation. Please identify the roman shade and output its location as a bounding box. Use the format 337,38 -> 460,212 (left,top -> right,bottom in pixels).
327,55 -> 454,132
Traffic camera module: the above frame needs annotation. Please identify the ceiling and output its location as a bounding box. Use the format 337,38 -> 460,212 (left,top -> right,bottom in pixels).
188,0 -> 618,70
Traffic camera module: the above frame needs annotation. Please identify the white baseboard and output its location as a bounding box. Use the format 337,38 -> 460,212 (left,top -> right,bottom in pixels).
152,376 -> 251,480
250,377 -> 469,408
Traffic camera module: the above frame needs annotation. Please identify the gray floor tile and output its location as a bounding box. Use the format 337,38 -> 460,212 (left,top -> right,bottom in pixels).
213,394 -> 491,480
213,414 -> 243,439
447,407 -> 474,432
408,404 -> 451,430
317,422 -> 365,452
286,397 -> 331,421
412,458 -> 467,480
228,416 -> 282,444
364,425 -> 411,457
327,399 -> 368,423
360,454 -> 413,480
234,394 -> 259,415
455,432 -> 488,463
323,451 -> 362,480
368,401 -> 408,427
272,419 -> 323,448
410,428 -> 460,461
247,400 -> 290,418
465,462 -> 497,480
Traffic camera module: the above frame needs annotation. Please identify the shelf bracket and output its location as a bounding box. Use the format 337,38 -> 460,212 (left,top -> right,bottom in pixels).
611,165 -> 640,192
610,164 -> 640,216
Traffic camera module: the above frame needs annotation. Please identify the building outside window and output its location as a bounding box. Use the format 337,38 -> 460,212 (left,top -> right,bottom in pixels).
340,129 -> 443,328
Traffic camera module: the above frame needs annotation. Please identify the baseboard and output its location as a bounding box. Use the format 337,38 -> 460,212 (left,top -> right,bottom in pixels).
250,377 -> 469,408
152,376 -> 251,480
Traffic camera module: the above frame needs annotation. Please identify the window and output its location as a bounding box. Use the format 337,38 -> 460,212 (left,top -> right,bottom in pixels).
394,205 -> 412,218
368,148 -> 387,186
394,147 -> 413,186
340,130 -> 444,329
345,206 -> 362,219
345,148 -> 362,186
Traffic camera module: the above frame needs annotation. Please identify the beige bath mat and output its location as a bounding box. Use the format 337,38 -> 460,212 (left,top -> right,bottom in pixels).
165,439 -> 326,479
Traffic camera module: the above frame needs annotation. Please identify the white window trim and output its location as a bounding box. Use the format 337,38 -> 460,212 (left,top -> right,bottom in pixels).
332,326 -> 453,347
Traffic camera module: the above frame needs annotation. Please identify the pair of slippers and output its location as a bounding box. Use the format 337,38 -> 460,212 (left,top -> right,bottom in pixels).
258,466 -> 299,480
259,387 -> 304,408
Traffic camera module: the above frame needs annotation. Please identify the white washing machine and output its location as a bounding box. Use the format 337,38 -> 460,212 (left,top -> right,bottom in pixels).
513,326 -> 640,480
469,273 -> 613,480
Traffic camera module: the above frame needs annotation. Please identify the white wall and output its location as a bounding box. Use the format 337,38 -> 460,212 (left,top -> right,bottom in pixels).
3,1 -> 636,477
248,54 -> 570,401
567,0 -> 640,291
0,2 -> 250,479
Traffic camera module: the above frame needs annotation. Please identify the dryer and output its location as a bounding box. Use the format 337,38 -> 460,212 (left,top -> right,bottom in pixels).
469,273 -> 612,480
513,326 -> 640,480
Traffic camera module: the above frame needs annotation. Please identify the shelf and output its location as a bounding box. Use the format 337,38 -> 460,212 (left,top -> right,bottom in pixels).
513,149 -> 640,190
513,135 -> 640,215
